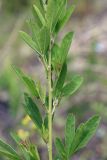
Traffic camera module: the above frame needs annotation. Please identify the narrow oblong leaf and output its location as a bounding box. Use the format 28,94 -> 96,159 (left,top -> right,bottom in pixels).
28,19 -> 39,36
69,115 -> 101,156
52,0 -> 67,32
55,138 -> 66,159
32,0 -> 44,27
56,0 -> 67,20
52,44 -> 61,70
19,31 -> 41,55
27,23 -> 50,54
42,114 -> 49,143
22,77 -> 39,97
46,0 -> 56,31
54,63 -> 67,97
65,114 -> 75,156
38,26 -> 50,54
44,114 -> 48,129
0,150 -> 19,160
36,80 -> 46,104
12,66 -> 39,97
0,139 -> 19,159
34,0 -> 44,14
30,145 -> 40,160
10,132 -> 21,144
32,7 -> 42,27
24,94 -> 43,130
20,145 -> 30,160
52,32 -> 74,71
61,75 -> 83,97
56,5 -> 75,33
33,5 -> 46,26
60,32 -> 74,64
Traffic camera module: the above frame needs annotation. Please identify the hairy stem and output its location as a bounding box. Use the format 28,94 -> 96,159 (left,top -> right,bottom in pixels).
48,41 -> 53,160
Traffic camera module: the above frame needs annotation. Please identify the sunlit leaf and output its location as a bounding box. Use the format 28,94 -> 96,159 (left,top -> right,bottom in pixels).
46,0 -> 56,31
33,5 -> 46,26
34,0 -> 44,13
52,0 -> 67,32
61,75 -> 83,97
55,5 -> 75,33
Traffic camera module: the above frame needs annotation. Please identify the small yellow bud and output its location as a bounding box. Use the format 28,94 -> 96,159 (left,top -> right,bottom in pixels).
22,115 -> 31,125
17,129 -> 29,140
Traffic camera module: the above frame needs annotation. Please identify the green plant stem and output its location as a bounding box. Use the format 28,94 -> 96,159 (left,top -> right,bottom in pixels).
48,42 -> 53,160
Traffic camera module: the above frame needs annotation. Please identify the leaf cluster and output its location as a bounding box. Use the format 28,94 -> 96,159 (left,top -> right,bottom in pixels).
55,114 -> 100,160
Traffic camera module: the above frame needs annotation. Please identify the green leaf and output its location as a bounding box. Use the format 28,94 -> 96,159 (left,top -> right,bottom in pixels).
54,63 -> 67,97
61,75 -> 83,97
55,138 -> 66,159
46,0 -> 67,32
65,114 -> 75,156
46,0 -> 56,31
19,31 -> 40,55
76,115 -> 101,151
0,150 -> 19,160
22,77 -> 39,97
20,145 -> 30,160
56,0 -> 67,20
52,32 -> 74,71
42,115 -> 49,143
32,0 -> 44,27
52,44 -> 61,70
27,23 -> 50,54
52,0 -> 67,32
33,5 -> 46,26
56,5 -> 75,33
69,115 -> 101,156
20,27 -> 50,55
60,32 -> 74,64
34,0 -> 44,14
0,139 -> 19,159
24,94 -> 43,130
44,114 -> 48,129
30,145 -> 40,160
12,66 -> 39,97
54,155 -> 62,160
28,19 -> 39,39
32,9 -> 42,27
10,132 -> 21,144
36,80 -> 46,104
38,26 -> 50,54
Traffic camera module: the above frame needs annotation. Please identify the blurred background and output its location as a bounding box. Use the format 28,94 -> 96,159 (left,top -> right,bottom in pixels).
0,0 -> 107,159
